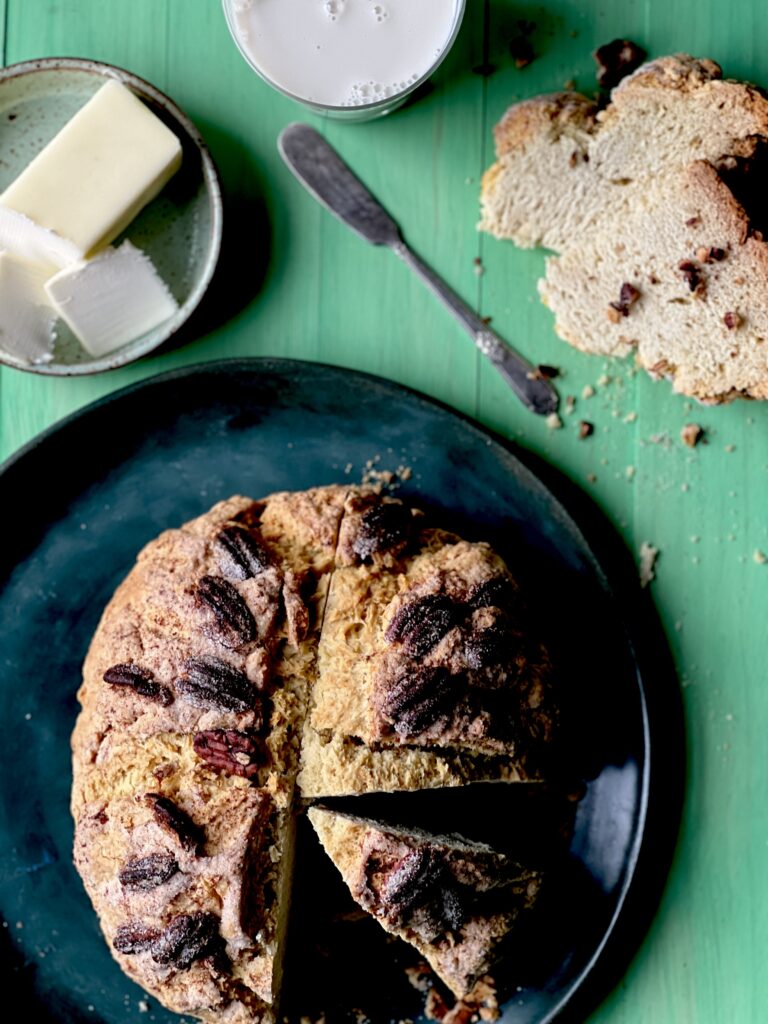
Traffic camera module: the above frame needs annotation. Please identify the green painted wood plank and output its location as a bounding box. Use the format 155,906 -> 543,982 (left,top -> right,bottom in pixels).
315,6 -> 485,421
0,0 -> 7,65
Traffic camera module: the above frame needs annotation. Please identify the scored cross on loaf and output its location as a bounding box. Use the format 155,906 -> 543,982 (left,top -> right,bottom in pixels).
480,54 -> 768,402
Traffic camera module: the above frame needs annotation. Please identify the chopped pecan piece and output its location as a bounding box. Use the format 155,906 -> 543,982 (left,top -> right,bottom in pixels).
681,423 -> 704,448
380,667 -> 454,738
176,657 -> 261,715
150,912 -> 220,970
102,664 -> 173,706
352,501 -> 413,561
119,853 -> 179,891
193,730 -> 262,779
678,261 -> 705,295
385,594 -> 460,657
509,21 -> 536,69
534,363 -> 560,380
578,420 -> 594,440
145,794 -> 205,854
608,282 -> 640,319
215,525 -> 271,580
196,575 -> 256,649
593,39 -> 646,90
695,246 -> 727,263
113,922 -> 159,954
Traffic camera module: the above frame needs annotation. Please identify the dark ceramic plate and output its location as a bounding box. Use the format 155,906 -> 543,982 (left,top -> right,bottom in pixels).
0,359 -> 682,1024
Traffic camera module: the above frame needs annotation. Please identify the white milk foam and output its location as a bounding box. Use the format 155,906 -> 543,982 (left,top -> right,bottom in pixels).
230,0 -> 460,107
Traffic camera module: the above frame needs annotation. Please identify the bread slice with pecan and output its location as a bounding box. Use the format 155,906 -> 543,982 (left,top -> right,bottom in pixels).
71,486 -> 348,1022
74,734 -> 287,1023
307,806 -> 542,998
299,495 -> 556,797
479,54 -> 768,401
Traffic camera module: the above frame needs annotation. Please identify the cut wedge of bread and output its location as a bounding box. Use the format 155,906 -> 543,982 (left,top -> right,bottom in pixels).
307,806 -> 542,998
480,54 -> 768,401
299,501 -> 556,797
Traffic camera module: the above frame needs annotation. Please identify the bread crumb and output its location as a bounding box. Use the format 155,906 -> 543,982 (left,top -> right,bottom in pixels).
405,964 -> 433,994
624,411 -> 638,423
690,535 -> 700,544
593,38 -> 646,90
625,465 -> 636,479
596,373 -> 611,387
429,976 -> 500,1024
681,423 -> 705,448
564,395 -> 577,415
138,1001 -> 149,1014
754,549 -> 767,565
546,413 -> 563,430
586,472 -> 597,483
581,384 -> 595,399
724,444 -> 736,453
509,21 -> 536,69
639,541 -> 659,587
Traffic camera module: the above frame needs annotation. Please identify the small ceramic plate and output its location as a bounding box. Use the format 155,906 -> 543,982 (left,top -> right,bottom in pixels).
0,58 -> 223,375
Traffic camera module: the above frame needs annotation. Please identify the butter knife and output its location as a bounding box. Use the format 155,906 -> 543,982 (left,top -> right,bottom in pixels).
277,123 -> 558,416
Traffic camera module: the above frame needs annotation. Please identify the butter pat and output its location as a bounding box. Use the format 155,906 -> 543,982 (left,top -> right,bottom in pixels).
0,251 -> 57,363
0,80 -> 182,258
0,207 -> 83,269
45,241 -> 179,357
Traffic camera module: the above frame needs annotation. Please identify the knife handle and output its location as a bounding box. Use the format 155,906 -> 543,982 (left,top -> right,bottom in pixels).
390,241 -> 558,415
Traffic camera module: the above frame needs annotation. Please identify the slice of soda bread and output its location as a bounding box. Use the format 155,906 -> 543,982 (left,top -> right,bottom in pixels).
480,54 -> 768,401
307,806 -> 542,999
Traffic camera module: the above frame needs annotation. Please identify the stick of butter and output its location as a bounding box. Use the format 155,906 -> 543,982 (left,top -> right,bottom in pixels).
45,241 -> 179,357
0,80 -> 182,260
0,251 -> 57,363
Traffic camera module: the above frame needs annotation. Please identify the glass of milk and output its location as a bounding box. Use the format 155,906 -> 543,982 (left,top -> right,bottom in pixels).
222,0 -> 467,121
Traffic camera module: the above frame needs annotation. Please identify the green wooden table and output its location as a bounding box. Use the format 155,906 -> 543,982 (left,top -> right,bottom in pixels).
2,2 -> 766,1021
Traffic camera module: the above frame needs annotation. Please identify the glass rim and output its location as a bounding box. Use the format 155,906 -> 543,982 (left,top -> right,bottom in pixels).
221,0 -> 467,114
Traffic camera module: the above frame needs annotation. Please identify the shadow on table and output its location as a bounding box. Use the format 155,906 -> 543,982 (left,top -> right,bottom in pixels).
509,445 -> 687,1023
155,120 -> 272,357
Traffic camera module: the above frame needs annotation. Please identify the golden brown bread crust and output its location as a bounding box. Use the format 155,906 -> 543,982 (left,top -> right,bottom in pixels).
299,523 -> 555,796
73,486 -> 557,1019
480,53 -> 768,401
491,91 -> 597,158
72,487 -> 348,1023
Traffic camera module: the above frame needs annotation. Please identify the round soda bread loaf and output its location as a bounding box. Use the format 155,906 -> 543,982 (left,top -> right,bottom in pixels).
480,54 -> 768,402
72,486 -> 556,1020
